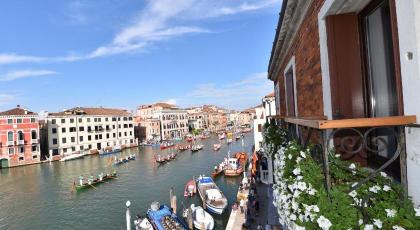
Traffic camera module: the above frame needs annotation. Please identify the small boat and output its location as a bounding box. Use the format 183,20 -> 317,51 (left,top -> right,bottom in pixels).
235,136 -> 241,140
211,164 -> 223,178
196,176 -> 228,215
134,215 -> 153,230
99,145 -> 122,155
155,155 -> 166,163
177,144 -> 191,151
190,204 -> 214,230
184,179 -> 196,197
191,144 -> 203,152
213,144 -> 221,151
218,133 -> 226,140
60,151 -> 86,162
165,152 -> 177,161
113,154 -> 136,165
147,202 -> 188,230
73,171 -> 117,191
186,137 -> 193,142
223,158 -> 244,177
160,142 -> 175,150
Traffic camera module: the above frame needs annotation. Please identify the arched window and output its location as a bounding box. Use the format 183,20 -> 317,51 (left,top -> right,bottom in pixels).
7,131 -> 13,141
18,131 -> 24,140
31,130 -> 37,140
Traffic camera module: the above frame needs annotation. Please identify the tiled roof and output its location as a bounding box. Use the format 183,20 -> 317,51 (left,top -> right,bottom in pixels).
49,107 -> 131,116
138,102 -> 176,109
0,107 -> 37,116
265,92 -> 275,98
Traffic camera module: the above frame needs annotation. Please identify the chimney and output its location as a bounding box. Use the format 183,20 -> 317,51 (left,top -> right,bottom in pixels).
24,108 -> 28,114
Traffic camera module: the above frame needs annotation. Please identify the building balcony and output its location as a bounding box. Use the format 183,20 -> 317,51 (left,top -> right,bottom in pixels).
31,139 -> 38,144
7,141 -> 14,146
17,140 -> 25,145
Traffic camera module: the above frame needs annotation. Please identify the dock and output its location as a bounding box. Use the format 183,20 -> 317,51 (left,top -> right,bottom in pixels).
225,186 -> 249,230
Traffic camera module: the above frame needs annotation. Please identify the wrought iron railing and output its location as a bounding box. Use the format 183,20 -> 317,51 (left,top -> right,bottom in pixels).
269,115 -> 416,198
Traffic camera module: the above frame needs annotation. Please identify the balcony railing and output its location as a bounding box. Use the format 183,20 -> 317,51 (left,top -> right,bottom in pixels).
270,115 -> 417,198
31,139 -> 38,144
17,140 -> 25,145
7,141 -> 14,146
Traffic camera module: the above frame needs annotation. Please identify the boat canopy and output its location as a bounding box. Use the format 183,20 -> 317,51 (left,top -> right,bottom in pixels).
148,205 -> 172,222
206,189 -> 222,200
198,177 -> 213,184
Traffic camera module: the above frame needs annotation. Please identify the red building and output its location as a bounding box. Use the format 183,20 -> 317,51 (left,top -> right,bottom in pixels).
0,106 -> 40,168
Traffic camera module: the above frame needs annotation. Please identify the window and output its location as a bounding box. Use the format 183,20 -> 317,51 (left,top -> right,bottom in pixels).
61,119 -> 65,123
63,148 -> 67,153
52,119 -> 56,124
124,132 -> 127,137
87,118 -> 91,122
124,124 -> 128,128
32,145 -> 37,152
62,138 -> 66,144
258,124 -> 262,132
70,118 -> 74,123
72,146 -> 76,152
17,118 -> 22,123
78,118 -> 82,123
106,134 -> 109,139
52,128 -> 57,134
88,126 -> 92,132
118,125 -> 121,128
80,136 -> 83,142
31,118 -> 36,123
129,124 -> 133,128
88,144 -> 92,149
62,128 -> 66,133
130,131 -> 132,136
7,131 -> 13,141
70,127 -> 76,132
113,133 -> 116,138
71,137 -> 75,143
113,125 -> 115,129
112,117 -> 116,121
79,126 -> 85,132
53,138 -> 58,145
19,156 -> 24,161
95,135 -> 98,140
33,155 -> 38,159
80,146 -> 84,150
94,118 -> 97,122
52,149 -> 59,155
119,132 -> 121,137
88,135 -> 92,141
8,147 -> 14,155
18,131 -> 24,141
118,117 -> 121,121
19,146 -> 24,153
98,118 -> 101,122
105,118 -> 109,122
31,130 -> 37,139
7,119 -> 13,124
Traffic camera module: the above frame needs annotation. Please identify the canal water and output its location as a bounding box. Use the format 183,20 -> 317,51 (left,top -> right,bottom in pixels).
0,133 -> 254,230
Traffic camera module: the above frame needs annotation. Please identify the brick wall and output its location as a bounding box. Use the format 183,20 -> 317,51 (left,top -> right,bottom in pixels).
275,0 -> 325,118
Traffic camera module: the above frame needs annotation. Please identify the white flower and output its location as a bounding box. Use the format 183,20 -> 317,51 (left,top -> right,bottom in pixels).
373,219 -> 383,229
392,226 -> 405,230
308,188 -> 317,195
352,183 -> 358,188
349,190 -> 357,198
335,154 -> 340,158
288,154 -> 293,160
369,185 -> 381,194
349,163 -> 356,170
380,172 -> 388,178
294,224 -> 305,230
414,207 -> 420,217
296,157 -> 302,163
312,205 -> 320,213
385,209 -> 397,218
290,213 -> 297,221
383,185 -> 391,192
359,219 -> 363,226
317,216 -> 332,230
293,168 -> 301,176
297,176 -> 303,181
297,182 -> 307,191
300,151 -> 306,158
364,224 -> 374,230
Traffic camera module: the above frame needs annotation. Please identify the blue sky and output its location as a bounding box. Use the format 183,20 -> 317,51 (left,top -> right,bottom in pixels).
0,0 -> 281,113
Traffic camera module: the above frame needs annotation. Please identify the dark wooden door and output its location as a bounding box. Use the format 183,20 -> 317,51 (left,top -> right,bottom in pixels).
285,69 -> 296,117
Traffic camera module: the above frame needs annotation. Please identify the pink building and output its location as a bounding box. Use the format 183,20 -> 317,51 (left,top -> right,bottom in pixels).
0,106 -> 40,168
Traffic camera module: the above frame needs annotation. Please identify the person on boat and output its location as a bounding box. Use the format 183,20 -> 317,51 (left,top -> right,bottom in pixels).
88,175 -> 94,185
240,198 -> 246,214
79,176 -> 84,186
98,173 -> 104,181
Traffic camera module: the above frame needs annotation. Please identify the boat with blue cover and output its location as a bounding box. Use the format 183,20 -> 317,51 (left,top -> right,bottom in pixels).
196,176 -> 228,215
147,202 -> 188,230
99,145 -> 122,156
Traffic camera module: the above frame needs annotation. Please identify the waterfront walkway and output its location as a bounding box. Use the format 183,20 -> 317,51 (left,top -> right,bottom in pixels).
226,181 -> 280,230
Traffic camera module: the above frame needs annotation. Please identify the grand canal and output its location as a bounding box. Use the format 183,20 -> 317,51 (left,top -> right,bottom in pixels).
0,133 -> 254,230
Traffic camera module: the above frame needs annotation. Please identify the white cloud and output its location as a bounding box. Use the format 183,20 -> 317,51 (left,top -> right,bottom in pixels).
0,0 -> 280,62
0,54 -> 45,65
0,70 -> 58,82
67,0 -> 90,25
177,72 -> 273,109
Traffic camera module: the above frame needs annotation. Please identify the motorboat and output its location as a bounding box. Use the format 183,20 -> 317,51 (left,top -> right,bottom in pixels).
99,145 -> 122,156
60,151 -> 86,162
184,179 -> 196,197
196,176 -> 228,215
190,204 -> 214,230
147,202 -> 188,230
134,215 -> 153,230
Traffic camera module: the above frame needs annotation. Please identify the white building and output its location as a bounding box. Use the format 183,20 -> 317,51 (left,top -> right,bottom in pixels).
253,92 -> 276,185
46,107 -> 136,157
154,109 -> 189,140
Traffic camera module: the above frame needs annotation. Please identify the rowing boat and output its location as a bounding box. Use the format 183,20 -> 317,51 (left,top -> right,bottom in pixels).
74,171 -> 117,191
